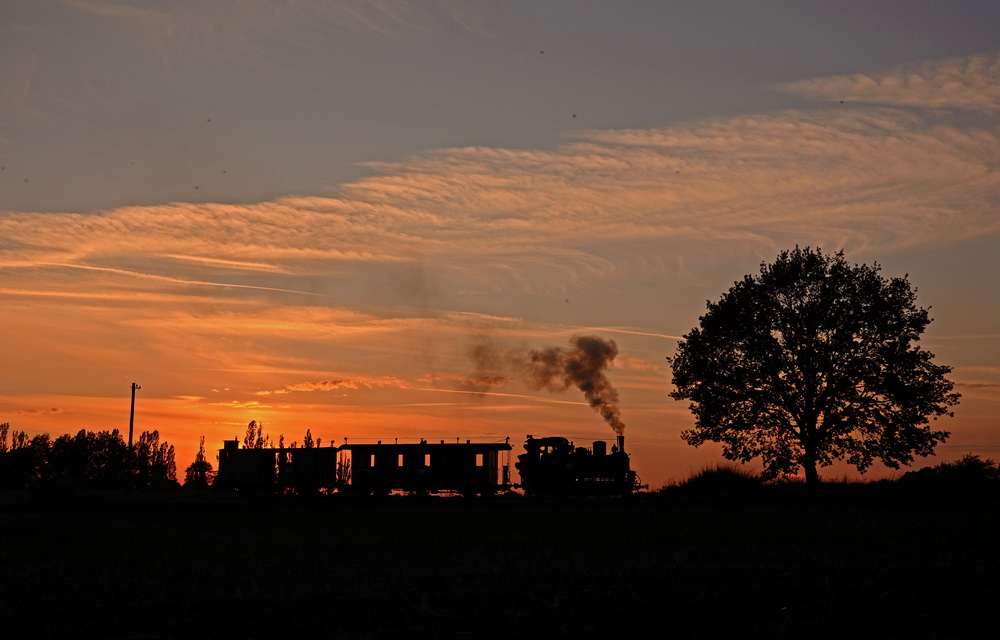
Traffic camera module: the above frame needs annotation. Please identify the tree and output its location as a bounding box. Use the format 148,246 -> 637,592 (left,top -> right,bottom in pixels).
0,428 -> 47,489
134,430 -> 178,488
88,429 -> 130,487
302,429 -> 314,449
668,247 -> 960,485
49,430 -> 92,486
903,453 -> 1000,485
243,420 -> 270,449
0,426 -> 183,491
184,436 -> 215,488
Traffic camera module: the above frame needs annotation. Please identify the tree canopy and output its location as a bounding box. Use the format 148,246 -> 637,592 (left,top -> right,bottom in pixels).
668,247 -> 960,485
0,424 -> 177,490
184,435 -> 215,488
243,420 -> 270,449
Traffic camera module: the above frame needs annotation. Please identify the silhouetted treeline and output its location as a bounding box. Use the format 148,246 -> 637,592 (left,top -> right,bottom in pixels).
655,453 -> 1000,506
0,422 -> 177,490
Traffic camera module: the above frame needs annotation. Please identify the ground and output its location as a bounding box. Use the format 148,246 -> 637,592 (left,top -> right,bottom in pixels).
1,490 -> 997,638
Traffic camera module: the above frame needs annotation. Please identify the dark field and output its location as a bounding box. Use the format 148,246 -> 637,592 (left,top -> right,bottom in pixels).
2,492 -> 998,639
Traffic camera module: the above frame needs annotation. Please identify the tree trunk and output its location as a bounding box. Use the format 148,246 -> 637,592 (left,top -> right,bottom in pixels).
802,460 -> 819,487
802,452 -> 820,486
801,426 -> 821,487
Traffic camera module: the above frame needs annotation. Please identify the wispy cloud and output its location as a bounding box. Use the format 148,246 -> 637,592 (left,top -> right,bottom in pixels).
2,52 -> 998,446
207,400 -> 290,410
14,407 -> 62,415
955,382 -> 1000,390
256,376 -> 411,395
38,262 -> 331,298
0,287 -> 229,304
160,254 -> 290,273
0,54 -> 38,122
777,52 -> 1000,111
419,387 -> 589,406
63,0 -> 484,70
4,82 -> 997,299
587,327 -> 684,341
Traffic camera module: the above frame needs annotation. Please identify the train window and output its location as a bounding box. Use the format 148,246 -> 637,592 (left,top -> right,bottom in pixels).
475,453 -> 484,467
424,453 -> 431,467
370,454 -> 376,467
397,454 -> 404,467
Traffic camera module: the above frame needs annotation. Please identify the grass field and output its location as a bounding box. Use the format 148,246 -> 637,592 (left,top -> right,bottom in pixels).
2,491 -> 998,638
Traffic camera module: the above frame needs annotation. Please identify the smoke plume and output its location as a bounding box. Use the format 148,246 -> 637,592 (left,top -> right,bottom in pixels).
468,334 -> 625,434
528,336 -> 625,435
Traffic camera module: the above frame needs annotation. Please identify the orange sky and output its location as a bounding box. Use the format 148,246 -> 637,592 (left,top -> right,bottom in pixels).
2,3 -> 999,489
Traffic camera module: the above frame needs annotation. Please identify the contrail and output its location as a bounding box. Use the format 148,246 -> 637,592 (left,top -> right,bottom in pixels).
40,262 -> 331,298
419,387 -> 589,406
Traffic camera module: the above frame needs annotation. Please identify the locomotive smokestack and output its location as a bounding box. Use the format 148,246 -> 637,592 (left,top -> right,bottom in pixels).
617,434 -> 625,454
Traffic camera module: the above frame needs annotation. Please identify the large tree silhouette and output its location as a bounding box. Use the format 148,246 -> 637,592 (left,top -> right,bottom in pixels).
668,247 -> 960,485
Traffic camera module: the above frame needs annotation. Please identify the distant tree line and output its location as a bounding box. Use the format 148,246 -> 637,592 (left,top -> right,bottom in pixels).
0,422 -> 177,490
0,419 -> 333,493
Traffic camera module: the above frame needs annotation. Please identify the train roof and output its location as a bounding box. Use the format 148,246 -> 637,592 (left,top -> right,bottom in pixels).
342,440 -> 511,452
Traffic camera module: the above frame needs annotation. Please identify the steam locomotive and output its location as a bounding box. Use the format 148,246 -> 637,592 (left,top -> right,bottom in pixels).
516,434 -> 640,495
215,434 -> 642,496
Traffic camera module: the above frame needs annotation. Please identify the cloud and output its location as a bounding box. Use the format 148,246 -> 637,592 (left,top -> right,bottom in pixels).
0,54 -> 38,122
955,382 -> 1000,390
160,254 -> 290,273
0,287 -> 227,304
256,376 -> 411,395
14,407 -> 62,415
777,52 -> 1000,112
616,356 -> 670,375
207,400 -> 289,410
419,388 -> 588,406
586,327 -> 684,341
2,53 -> 998,415
958,366 -> 1000,375
37,262 -> 332,299
4,74 -> 998,299
63,0 -> 484,70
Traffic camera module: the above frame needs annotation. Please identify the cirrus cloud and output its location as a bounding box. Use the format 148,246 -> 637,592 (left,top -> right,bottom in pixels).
777,52 -> 1000,112
3,103 -> 997,300
256,376 -> 412,395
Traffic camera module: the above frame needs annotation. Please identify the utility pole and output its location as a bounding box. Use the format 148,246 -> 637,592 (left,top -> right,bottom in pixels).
128,382 -> 141,449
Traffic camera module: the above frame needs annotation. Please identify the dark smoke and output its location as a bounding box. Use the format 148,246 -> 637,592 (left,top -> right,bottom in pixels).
528,336 -> 625,435
467,334 -> 625,435
463,337 -> 522,393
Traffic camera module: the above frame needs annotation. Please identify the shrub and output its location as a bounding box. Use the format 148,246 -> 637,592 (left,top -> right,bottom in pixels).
668,462 -> 763,494
902,453 -> 1000,485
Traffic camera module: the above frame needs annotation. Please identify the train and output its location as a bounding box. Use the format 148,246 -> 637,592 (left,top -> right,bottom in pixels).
215,434 -> 643,496
516,434 -> 640,495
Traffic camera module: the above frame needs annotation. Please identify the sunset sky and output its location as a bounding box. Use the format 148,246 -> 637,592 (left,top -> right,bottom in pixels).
2,1 -> 999,489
